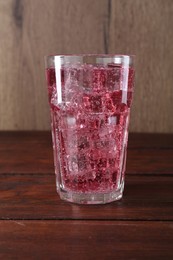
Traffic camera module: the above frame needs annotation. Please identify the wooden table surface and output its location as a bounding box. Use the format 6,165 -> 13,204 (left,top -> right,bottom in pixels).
0,132 -> 173,260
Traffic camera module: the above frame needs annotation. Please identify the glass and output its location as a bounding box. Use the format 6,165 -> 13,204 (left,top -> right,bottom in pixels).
45,54 -> 135,204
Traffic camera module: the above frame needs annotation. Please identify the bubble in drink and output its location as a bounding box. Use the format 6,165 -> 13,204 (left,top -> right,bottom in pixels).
46,63 -> 134,194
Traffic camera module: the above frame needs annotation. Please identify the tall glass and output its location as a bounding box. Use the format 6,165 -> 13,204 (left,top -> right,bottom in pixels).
45,54 -> 135,204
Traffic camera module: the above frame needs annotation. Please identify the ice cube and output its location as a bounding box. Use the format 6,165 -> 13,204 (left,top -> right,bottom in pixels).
111,90 -> 122,105
89,151 -> 100,169
77,154 -> 87,171
108,158 -> 116,167
69,154 -> 87,174
97,158 -> 107,169
59,113 -> 76,130
66,133 -> 78,150
83,95 -> 91,110
108,115 -> 117,125
90,95 -> 102,112
92,67 -> 107,91
66,116 -> 76,126
87,171 -> 96,181
83,94 -> 103,113
106,65 -> 122,91
63,67 -> 83,103
94,139 -> 110,149
69,156 -> 79,173
95,170 -> 103,183
104,92 -> 116,112
64,67 -> 79,84
77,117 -> 86,129
69,154 -> 87,172
77,136 -> 90,150
82,65 -> 93,91
104,169 -> 111,179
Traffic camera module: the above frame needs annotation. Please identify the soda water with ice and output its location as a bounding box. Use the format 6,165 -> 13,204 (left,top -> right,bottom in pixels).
46,57 -> 134,204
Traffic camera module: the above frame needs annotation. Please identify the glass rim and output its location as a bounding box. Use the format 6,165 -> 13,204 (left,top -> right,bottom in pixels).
45,54 -> 135,68
45,53 -> 135,59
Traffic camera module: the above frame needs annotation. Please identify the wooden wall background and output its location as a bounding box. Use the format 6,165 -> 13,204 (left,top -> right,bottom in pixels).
0,0 -> 173,132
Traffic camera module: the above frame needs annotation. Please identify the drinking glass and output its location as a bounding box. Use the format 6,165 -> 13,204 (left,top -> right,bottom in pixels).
45,54 -> 135,204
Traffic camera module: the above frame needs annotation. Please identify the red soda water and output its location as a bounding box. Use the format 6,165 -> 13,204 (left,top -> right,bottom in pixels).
46,64 -> 134,194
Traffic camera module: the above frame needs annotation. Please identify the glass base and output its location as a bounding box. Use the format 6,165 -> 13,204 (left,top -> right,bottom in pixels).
57,182 -> 124,205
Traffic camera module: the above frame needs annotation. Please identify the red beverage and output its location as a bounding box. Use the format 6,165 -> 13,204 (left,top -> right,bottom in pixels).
46,55 -> 134,204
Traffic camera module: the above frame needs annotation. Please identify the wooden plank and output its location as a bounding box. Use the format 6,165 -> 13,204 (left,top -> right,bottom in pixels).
126,149 -> 173,174
0,0 -> 22,130
0,141 -> 172,174
0,220 -> 172,260
0,0 -> 173,133
0,175 -> 172,220
0,0 -> 108,130
0,131 -> 52,144
0,132 -> 173,175
128,133 -> 173,149
109,0 -> 173,133
1,132 -> 173,148
0,133 -> 54,174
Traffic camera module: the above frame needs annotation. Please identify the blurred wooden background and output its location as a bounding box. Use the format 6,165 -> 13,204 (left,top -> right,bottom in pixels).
0,0 -> 172,132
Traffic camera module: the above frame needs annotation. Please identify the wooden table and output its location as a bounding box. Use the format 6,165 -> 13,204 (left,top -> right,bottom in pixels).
0,132 -> 173,259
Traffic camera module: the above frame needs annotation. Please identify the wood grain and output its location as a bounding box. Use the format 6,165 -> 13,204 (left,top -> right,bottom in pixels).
0,132 -> 173,174
0,175 -> 173,220
109,0 -> 173,133
1,131 -> 173,148
128,133 -> 173,148
1,145 -> 173,175
0,1 -> 173,132
0,131 -> 172,259
0,0 -> 108,130
0,221 -> 173,260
